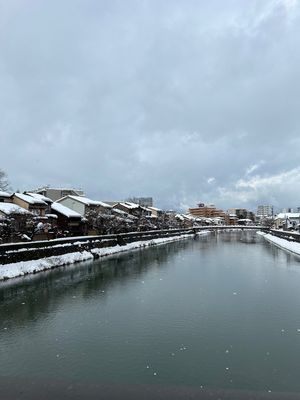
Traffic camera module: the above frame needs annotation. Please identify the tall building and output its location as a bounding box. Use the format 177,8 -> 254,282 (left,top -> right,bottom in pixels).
257,205 -> 273,218
189,203 -> 227,220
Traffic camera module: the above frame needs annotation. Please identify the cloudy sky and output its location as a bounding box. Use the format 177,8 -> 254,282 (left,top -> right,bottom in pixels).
1,0 -> 300,211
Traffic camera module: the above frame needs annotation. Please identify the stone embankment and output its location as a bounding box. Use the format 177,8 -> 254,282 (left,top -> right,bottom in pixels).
258,229 -> 300,256
0,228 -> 210,280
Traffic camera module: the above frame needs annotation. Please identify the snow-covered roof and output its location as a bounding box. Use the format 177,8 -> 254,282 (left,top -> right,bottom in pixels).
118,202 -> 140,209
51,203 -> 82,218
0,203 -> 31,215
26,192 -> 53,204
0,191 -> 11,198
275,213 -> 300,219
58,195 -> 112,208
14,193 -> 47,206
45,213 -> 58,219
96,200 -> 112,208
185,215 -> 195,220
112,208 -> 128,215
148,206 -> 162,212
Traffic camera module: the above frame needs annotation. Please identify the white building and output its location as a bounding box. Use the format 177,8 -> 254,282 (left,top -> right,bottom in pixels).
274,213 -> 300,230
56,195 -> 112,217
257,205 -> 273,218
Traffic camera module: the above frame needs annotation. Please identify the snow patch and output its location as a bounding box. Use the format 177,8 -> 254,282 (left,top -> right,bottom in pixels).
0,231 -> 211,281
258,232 -> 300,256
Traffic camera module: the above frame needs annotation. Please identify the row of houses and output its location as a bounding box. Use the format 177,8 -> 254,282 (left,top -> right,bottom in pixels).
0,189 -> 168,241
188,203 -> 255,225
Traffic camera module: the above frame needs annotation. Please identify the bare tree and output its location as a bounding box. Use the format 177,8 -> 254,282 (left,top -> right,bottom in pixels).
0,169 -> 10,191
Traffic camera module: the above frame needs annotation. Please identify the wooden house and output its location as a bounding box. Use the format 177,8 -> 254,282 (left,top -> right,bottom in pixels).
113,202 -> 151,218
12,193 -> 48,217
25,192 -> 53,214
51,202 -> 83,235
0,191 -> 12,203
56,195 -> 112,217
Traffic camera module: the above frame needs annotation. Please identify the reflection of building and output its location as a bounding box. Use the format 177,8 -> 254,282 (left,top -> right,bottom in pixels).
189,203 -> 227,220
257,205 -> 273,218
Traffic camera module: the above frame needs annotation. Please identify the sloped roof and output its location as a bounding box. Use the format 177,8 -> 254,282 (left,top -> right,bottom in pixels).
51,203 -> 82,218
117,202 -> 140,209
275,213 -> 300,219
148,206 -> 162,212
58,195 -> 112,208
0,191 -> 11,198
0,203 -> 31,215
14,193 -> 47,206
26,192 -> 53,204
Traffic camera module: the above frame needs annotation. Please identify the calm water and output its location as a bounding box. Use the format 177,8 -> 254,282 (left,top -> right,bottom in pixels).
1,231 -> 300,394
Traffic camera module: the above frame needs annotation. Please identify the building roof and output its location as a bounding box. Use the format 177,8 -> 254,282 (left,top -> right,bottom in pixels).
26,192 -> 53,204
0,191 -> 11,198
0,203 -> 31,216
58,195 -> 112,208
120,202 -> 140,209
14,193 -> 47,206
275,213 -> 300,219
113,202 -> 139,210
148,206 -> 162,212
51,203 -> 82,219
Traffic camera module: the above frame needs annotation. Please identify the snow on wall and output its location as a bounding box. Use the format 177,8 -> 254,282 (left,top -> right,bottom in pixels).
258,231 -> 300,256
0,231 -> 211,281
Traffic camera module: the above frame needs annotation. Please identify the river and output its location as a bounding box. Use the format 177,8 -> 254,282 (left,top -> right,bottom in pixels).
1,231 -> 300,396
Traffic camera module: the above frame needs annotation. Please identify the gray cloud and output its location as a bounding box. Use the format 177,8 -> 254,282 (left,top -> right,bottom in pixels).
1,0 -> 300,211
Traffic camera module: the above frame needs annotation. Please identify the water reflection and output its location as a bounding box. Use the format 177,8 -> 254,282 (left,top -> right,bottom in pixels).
0,239 -> 195,329
1,232 -> 300,393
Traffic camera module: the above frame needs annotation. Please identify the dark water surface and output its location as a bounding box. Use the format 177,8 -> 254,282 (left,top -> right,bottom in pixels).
1,231 -> 300,394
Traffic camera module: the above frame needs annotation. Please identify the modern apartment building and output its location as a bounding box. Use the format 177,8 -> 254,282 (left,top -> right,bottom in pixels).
256,205 -> 273,218
189,203 -> 227,220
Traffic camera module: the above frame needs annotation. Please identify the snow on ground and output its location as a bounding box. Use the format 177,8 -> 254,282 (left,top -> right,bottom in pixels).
0,231 -> 211,281
258,231 -> 300,256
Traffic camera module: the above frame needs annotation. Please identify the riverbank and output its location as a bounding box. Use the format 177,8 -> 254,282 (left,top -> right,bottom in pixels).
0,231 -> 210,281
258,231 -> 300,256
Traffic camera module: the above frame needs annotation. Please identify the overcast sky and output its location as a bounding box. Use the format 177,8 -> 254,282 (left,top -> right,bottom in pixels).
1,0 -> 300,211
